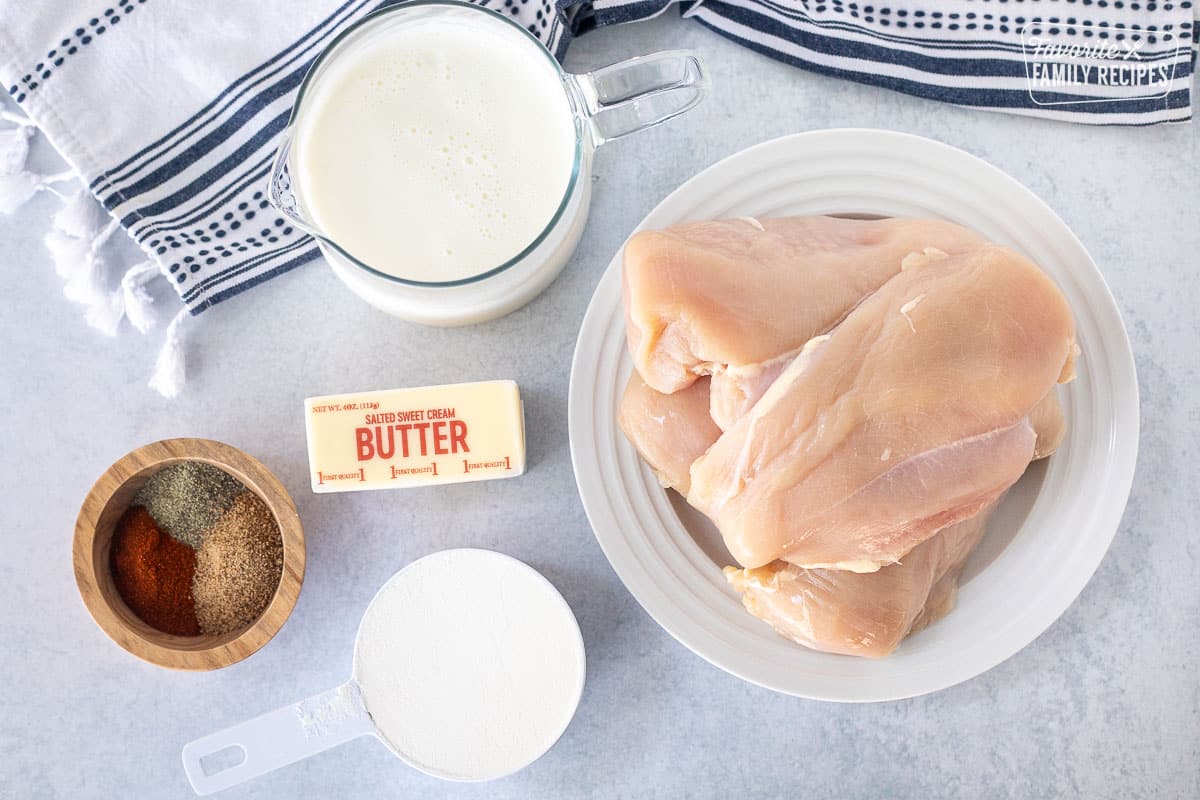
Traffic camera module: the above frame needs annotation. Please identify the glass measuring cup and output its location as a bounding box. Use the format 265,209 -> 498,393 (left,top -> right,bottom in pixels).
268,0 -> 709,325
182,549 -> 586,794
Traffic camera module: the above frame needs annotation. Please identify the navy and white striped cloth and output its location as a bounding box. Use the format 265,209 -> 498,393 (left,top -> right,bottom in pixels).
0,0 -> 1195,323
598,0 -> 1198,126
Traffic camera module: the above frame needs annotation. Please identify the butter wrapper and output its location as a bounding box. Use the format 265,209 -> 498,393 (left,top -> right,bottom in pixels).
304,380 -> 526,493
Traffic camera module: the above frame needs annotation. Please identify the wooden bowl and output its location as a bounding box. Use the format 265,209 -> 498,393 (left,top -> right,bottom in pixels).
73,438 -> 305,670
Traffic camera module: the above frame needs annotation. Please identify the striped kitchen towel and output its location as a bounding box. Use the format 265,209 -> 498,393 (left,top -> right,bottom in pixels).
597,0 -> 1199,125
0,0 -> 1195,395
0,0 -> 586,395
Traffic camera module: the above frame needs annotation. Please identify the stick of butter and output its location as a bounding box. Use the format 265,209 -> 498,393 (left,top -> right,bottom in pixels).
303,380 -> 526,493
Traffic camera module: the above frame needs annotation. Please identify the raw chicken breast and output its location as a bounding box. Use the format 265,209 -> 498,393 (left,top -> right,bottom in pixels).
688,244 -> 1077,572
725,506 -> 995,658
1030,389 -> 1066,460
621,370 -> 1064,498
710,319 -> 1070,439
907,564 -> 970,638
622,377 -> 1065,495
709,350 -> 795,432
623,215 -> 986,394
619,373 -> 720,495
726,398 -> 1066,658
620,343 -> 1067,658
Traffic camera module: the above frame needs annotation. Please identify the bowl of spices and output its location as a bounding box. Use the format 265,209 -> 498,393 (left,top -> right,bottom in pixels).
73,438 -> 304,670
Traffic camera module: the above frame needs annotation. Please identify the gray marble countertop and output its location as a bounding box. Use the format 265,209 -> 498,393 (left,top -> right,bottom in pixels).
2,13 -> 1197,800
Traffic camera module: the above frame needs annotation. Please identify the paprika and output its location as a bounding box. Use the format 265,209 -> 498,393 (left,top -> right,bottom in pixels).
110,506 -> 201,636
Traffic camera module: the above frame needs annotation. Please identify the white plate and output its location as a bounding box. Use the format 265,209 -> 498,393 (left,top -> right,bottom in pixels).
568,130 -> 1139,702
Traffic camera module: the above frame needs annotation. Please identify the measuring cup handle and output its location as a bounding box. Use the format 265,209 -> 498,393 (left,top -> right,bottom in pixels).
570,50 -> 709,146
181,682 -> 374,796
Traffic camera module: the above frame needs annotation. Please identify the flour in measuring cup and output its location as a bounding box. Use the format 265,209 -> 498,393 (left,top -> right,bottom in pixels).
354,550 -> 585,781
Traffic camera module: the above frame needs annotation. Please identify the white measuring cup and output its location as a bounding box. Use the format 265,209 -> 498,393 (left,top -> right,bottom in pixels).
182,549 -> 586,794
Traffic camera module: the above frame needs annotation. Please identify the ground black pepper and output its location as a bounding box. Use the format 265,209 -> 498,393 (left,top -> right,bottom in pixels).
134,461 -> 244,548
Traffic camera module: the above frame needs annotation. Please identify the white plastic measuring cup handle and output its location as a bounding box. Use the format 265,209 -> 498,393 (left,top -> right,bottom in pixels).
181,682 -> 375,795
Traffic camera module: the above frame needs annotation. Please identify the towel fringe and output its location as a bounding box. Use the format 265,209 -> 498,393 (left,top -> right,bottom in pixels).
0,110 -> 34,126
2,110 -> 76,212
90,217 -> 121,250
0,122 -> 33,174
8,113 -> 192,396
86,287 -> 127,338
44,227 -> 93,279
0,115 -> 76,212
0,169 -> 40,214
44,192 -> 121,336
121,260 -> 163,334
53,188 -> 106,238
148,307 -> 189,398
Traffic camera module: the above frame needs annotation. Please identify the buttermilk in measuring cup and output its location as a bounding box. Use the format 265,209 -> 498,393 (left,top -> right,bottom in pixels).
292,18 -> 576,283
